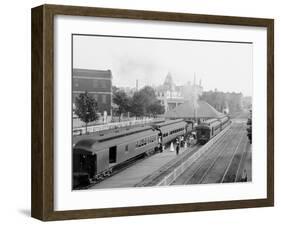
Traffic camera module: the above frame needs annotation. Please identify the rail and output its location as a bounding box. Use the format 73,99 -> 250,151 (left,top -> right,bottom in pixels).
156,123 -> 232,186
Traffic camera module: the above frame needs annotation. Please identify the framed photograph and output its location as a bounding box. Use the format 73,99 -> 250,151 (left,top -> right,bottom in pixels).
31,4 -> 274,221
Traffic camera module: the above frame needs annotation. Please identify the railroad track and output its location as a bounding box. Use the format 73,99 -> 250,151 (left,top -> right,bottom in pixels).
220,133 -> 248,183
171,126 -> 234,185
201,129 -> 245,184
134,145 -> 200,187
172,122 -> 249,185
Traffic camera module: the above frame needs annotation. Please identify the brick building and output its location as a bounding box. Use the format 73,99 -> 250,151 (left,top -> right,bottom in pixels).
73,68 -> 112,115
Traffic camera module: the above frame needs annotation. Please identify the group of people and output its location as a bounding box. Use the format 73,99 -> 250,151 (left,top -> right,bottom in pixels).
174,132 -> 197,155
158,132 -> 197,155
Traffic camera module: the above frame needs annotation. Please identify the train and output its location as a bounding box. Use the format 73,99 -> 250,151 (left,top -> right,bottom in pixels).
73,119 -> 191,188
195,116 -> 231,144
246,110 -> 252,144
73,116 -> 231,188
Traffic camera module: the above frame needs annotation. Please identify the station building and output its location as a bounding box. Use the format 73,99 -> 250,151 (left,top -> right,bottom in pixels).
164,100 -> 224,123
73,68 -> 112,115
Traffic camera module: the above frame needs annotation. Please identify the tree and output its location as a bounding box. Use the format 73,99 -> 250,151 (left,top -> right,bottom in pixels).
113,90 -> 130,121
200,90 -> 243,114
129,86 -> 160,117
138,86 -> 157,109
147,101 -> 165,117
74,91 -> 99,133
112,85 -> 119,94
130,91 -> 146,117
127,86 -> 165,118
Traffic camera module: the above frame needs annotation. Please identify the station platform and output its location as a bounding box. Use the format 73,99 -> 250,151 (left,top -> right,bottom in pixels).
90,144 -> 197,189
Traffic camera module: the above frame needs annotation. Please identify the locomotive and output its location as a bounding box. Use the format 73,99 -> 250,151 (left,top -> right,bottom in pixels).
195,116 -> 231,144
73,119 -> 191,188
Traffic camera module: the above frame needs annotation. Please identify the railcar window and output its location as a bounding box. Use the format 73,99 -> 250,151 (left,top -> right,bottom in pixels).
125,145 -> 128,152
136,135 -> 157,149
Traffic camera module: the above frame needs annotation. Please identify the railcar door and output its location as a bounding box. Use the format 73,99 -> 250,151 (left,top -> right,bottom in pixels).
87,154 -> 97,177
158,132 -> 163,144
109,146 -> 117,164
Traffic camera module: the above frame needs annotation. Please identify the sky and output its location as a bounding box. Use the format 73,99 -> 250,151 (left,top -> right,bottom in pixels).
73,35 -> 253,96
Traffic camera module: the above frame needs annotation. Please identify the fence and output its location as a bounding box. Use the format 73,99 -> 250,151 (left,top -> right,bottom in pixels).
156,123 -> 232,186
73,117 -> 164,135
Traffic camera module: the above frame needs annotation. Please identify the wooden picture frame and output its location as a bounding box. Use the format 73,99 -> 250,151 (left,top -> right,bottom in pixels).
31,4 -> 274,221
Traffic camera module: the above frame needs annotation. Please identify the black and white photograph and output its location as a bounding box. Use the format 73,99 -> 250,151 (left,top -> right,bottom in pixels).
72,34 -> 253,190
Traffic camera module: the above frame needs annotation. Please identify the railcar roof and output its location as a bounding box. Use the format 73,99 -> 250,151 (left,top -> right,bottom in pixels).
75,125 -> 152,143
97,125 -> 152,142
158,121 -> 187,132
196,118 -> 220,128
75,129 -> 159,153
75,139 -> 98,149
203,118 -> 219,124
220,116 -> 229,122
153,119 -> 184,127
195,124 -> 211,130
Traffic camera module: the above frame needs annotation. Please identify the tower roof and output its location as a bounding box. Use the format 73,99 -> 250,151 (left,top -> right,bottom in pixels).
163,72 -> 175,91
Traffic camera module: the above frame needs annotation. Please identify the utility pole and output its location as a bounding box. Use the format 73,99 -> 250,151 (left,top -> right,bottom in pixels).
193,73 -> 197,124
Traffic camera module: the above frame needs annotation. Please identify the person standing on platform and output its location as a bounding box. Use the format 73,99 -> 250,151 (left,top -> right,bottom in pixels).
176,143 -> 180,155
180,136 -> 184,147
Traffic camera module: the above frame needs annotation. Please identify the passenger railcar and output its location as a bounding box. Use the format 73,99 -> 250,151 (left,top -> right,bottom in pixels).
73,119 -> 190,188
220,116 -> 231,130
73,126 -> 158,188
195,116 -> 230,145
152,119 -> 189,147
